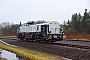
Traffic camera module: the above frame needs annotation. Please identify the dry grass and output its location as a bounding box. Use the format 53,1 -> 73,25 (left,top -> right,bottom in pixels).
65,34 -> 90,41
0,42 -> 63,60
0,58 -> 7,60
1,33 -> 90,41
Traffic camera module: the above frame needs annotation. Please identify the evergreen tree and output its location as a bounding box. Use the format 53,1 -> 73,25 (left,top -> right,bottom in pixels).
65,9 -> 90,34
81,9 -> 89,34
71,13 -> 79,31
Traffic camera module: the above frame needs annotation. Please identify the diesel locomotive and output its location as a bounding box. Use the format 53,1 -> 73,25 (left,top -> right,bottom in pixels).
16,21 -> 65,43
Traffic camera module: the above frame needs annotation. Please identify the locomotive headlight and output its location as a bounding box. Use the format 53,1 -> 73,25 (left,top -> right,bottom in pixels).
63,33 -> 64,34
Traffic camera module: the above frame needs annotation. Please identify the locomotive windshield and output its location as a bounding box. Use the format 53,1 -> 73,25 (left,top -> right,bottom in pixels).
21,23 -> 30,26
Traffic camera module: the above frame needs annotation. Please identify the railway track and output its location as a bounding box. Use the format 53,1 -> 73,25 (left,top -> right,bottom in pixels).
0,37 -> 90,50
29,40 -> 90,50
52,43 -> 90,50
0,37 -> 90,60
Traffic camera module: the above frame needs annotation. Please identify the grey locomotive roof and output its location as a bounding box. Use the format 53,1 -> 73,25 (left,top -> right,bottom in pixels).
36,23 -> 49,25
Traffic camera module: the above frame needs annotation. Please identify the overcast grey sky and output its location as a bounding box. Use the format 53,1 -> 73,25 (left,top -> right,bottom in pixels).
0,0 -> 90,24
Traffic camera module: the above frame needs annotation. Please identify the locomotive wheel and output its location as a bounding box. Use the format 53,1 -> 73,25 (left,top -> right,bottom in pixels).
20,38 -> 24,41
50,41 -> 54,43
43,40 -> 48,43
25,39 -> 30,41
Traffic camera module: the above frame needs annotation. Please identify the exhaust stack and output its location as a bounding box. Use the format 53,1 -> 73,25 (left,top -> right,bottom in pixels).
20,22 -> 21,26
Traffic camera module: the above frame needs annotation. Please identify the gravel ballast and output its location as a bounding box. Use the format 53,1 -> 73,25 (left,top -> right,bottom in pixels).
0,38 -> 90,60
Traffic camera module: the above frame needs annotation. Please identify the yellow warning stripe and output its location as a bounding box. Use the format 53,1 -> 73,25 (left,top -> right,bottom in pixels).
49,35 -> 52,39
